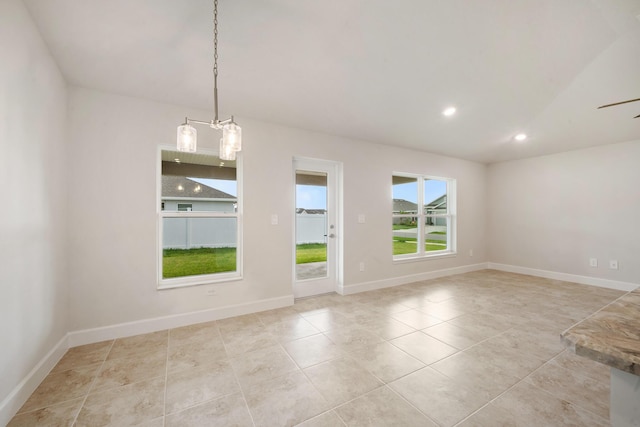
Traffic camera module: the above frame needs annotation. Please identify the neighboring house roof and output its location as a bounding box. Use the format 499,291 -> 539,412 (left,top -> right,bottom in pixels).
425,194 -> 446,210
162,176 -> 235,199
393,196 -> 447,213
296,208 -> 326,215
393,199 -> 418,213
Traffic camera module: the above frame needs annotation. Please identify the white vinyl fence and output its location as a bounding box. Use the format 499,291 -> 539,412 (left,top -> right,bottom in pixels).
163,217 -> 237,249
296,214 -> 326,244
163,214 -> 327,249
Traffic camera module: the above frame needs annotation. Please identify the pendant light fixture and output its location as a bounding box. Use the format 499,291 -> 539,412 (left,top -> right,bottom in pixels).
177,0 -> 241,160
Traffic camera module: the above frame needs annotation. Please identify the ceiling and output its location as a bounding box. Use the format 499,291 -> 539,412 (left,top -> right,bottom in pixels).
24,0 -> 640,163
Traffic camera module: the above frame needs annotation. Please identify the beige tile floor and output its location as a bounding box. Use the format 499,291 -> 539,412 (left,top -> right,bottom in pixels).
9,270 -> 624,426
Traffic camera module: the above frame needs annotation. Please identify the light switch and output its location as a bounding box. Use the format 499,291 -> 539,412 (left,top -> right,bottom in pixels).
358,214 -> 365,224
271,214 -> 278,225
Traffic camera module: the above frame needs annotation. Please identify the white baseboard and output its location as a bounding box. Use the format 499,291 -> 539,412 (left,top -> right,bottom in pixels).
488,263 -> 638,292
338,263 -> 489,295
0,334 -> 68,427
1,294 -> 294,424
68,294 -> 294,347
3,263 -> 633,425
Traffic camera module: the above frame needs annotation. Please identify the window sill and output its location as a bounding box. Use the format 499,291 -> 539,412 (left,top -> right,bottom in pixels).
158,272 -> 242,290
393,251 -> 457,264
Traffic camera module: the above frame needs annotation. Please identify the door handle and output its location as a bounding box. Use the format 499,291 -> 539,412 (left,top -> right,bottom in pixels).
327,224 -> 335,238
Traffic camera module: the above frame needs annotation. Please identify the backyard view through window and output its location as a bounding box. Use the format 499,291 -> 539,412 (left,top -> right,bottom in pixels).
392,174 -> 454,258
159,149 -> 240,287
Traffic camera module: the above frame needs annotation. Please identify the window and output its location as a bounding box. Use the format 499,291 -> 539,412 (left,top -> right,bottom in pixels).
158,148 -> 241,288
392,174 -> 455,259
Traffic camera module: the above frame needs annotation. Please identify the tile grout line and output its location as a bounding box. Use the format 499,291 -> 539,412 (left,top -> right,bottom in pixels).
162,329 -> 170,426
292,293 -> 523,425
12,272 -> 622,426
287,321 -> 448,426
227,319 -> 259,427
168,320 -> 257,425
70,339 -> 116,427
558,286 -> 634,338
521,351 -> 612,422
285,333 -> 366,424
450,319 -> 608,426
384,382 -> 442,427
451,362 -> 548,426
519,377 -> 611,424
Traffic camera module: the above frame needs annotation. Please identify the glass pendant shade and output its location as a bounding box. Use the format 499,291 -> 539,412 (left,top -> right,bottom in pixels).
222,122 -> 242,151
177,123 -> 197,152
219,138 -> 237,161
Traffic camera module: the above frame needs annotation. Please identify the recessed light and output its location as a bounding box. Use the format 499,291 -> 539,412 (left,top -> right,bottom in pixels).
442,106 -> 456,117
514,133 -> 527,141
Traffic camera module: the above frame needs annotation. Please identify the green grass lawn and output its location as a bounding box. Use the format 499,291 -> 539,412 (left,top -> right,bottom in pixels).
296,243 -> 327,264
164,240 -> 445,278
164,244 -> 327,278
392,224 -> 417,230
163,247 -> 236,278
393,238 -> 446,255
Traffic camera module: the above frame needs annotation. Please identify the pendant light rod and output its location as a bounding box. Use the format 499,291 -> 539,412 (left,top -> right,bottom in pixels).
184,116 -> 235,129
213,0 -> 220,123
176,0 -> 242,156
186,0 -> 224,128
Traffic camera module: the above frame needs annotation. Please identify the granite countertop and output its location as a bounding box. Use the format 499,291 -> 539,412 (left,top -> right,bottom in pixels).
561,287 -> 640,376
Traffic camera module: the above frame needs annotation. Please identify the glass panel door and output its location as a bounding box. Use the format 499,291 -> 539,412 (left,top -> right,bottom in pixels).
293,158 -> 340,298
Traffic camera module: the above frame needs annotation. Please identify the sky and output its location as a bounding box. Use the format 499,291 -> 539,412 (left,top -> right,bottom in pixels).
296,185 -> 327,209
296,179 -> 447,210
393,179 -> 446,204
190,178 -> 237,197
190,178 -> 445,209
191,178 -> 327,209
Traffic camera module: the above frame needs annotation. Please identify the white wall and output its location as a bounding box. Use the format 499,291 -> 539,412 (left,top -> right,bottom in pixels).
3,1 -> 637,420
66,86 -> 487,331
487,140 -> 640,285
0,0 -> 68,413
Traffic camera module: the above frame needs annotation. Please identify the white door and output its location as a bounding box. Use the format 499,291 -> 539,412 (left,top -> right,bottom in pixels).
293,158 -> 341,298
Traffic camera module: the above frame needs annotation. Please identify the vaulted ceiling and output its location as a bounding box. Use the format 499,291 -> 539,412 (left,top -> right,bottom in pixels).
24,0 -> 640,163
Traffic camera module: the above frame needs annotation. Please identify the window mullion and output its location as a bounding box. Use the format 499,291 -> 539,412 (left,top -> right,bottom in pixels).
392,173 -> 455,260
417,177 -> 424,256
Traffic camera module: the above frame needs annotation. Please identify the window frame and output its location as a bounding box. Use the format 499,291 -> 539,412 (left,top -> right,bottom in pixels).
392,173 -> 456,262
157,146 -> 243,289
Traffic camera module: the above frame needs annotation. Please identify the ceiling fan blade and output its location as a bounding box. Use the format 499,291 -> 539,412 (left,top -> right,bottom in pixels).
597,98 -> 640,109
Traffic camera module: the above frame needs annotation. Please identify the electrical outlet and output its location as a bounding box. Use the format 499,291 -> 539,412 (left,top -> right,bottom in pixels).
609,260 -> 619,270
358,214 -> 366,224
469,249 -> 474,257
359,262 -> 365,272
589,258 -> 598,267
